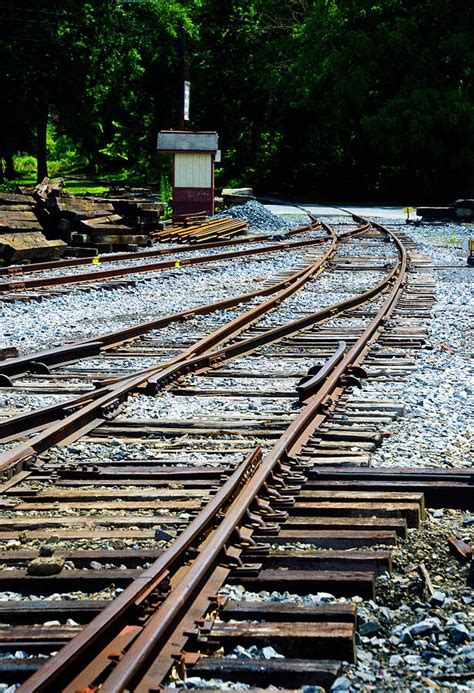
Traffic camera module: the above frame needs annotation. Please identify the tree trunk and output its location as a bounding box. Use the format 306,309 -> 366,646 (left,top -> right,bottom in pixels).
36,101 -> 49,182
4,153 -> 15,179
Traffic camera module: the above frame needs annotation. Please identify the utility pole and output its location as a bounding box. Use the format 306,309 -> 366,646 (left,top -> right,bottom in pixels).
178,24 -> 186,130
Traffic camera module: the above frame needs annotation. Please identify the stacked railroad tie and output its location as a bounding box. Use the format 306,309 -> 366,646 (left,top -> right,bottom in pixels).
34,179 -> 164,252
152,216 -> 248,244
0,192 -> 67,264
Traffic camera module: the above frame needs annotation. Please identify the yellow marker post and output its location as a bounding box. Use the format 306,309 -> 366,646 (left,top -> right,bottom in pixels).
175,260 -> 181,268
402,206 -> 415,221
92,256 -> 100,265
468,239 -> 474,267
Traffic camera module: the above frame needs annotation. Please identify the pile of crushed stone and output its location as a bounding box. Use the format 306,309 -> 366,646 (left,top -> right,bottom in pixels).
213,200 -> 291,232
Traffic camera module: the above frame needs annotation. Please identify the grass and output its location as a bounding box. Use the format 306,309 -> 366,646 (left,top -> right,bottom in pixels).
63,181 -> 111,195
0,168 -> 157,196
0,175 -> 111,196
438,231 -> 461,246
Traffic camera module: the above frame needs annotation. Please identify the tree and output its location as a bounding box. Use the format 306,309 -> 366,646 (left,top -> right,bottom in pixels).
0,0 -> 189,181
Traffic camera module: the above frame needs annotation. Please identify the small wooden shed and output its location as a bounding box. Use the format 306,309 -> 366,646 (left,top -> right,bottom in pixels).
157,131 -> 219,216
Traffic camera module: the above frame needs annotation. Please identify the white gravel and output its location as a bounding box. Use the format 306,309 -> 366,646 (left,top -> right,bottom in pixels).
351,220 -> 473,469
0,247 -> 316,356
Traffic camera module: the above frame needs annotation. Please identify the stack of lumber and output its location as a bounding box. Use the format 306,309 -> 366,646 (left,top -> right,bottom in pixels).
152,216 -> 248,244
35,179 -> 164,251
0,192 -> 66,263
108,198 -> 164,232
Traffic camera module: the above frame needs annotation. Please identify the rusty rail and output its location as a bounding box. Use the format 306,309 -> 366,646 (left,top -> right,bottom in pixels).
0,226 -> 338,470
17,219 -> 409,691
0,219 -> 320,277
0,228 -> 329,294
101,219 -> 408,691
0,226 -> 339,448
296,340 -> 346,402
0,221 -> 387,473
0,226 -> 340,382
18,447 -> 263,693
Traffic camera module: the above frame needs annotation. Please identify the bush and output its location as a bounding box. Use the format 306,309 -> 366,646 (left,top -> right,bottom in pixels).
13,154 -> 37,175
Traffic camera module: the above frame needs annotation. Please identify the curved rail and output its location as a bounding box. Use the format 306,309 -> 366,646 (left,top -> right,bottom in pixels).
0,225 -> 339,471
0,225 -> 327,294
18,219 -> 408,692
1,222 -> 370,385
0,218 -> 318,277
0,221 -> 392,474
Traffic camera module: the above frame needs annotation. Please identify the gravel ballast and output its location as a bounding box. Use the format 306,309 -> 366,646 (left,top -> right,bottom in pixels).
0,211 -> 471,692
0,245 -> 318,355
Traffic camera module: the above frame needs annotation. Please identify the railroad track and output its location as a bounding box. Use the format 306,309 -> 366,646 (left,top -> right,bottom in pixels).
0,220 -> 373,450
0,222 -> 315,279
0,218 -> 471,691
0,220 -> 329,299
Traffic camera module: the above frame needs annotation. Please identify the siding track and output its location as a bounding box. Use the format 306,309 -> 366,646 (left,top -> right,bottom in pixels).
0,218 -> 470,692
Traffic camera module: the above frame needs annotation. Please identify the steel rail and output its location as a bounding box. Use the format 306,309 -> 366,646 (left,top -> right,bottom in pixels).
0,221 -> 387,472
17,447 -> 263,693
0,231 -> 330,294
0,227 -> 339,470
296,339 -> 346,401
0,220 -> 320,277
94,219 -> 409,691
0,225 -> 348,380
0,223 -> 344,440
145,224 -> 399,392
0,223 -> 369,381
17,219 -> 406,691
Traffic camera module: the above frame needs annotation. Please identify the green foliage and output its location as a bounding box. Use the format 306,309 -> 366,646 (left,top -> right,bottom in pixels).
1,0 -> 473,200
12,155 -> 37,176
159,174 -> 172,205
159,173 -> 173,219
0,180 -> 19,194
63,182 -> 110,195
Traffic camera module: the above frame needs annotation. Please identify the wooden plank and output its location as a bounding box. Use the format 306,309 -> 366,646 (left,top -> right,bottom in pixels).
253,529 -> 398,549
19,488 -> 205,502
221,600 -> 356,623
202,621 -> 355,660
55,479 -> 214,489
282,516 -> 407,537
0,528 -> 158,541
256,549 -> 392,575
190,657 -> 342,688
291,501 -> 422,527
58,466 -> 226,480
300,455 -> 371,466
0,515 -> 186,530
297,490 -> 424,505
81,214 -> 123,227
0,193 -> 35,205
0,600 -> 105,624
0,625 -> 81,643
304,479 -> 473,509
0,549 -> 162,567
15,499 -> 202,511
307,466 -> 474,479
0,210 -> 38,221
0,569 -> 139,592
235,570 -> 374,598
